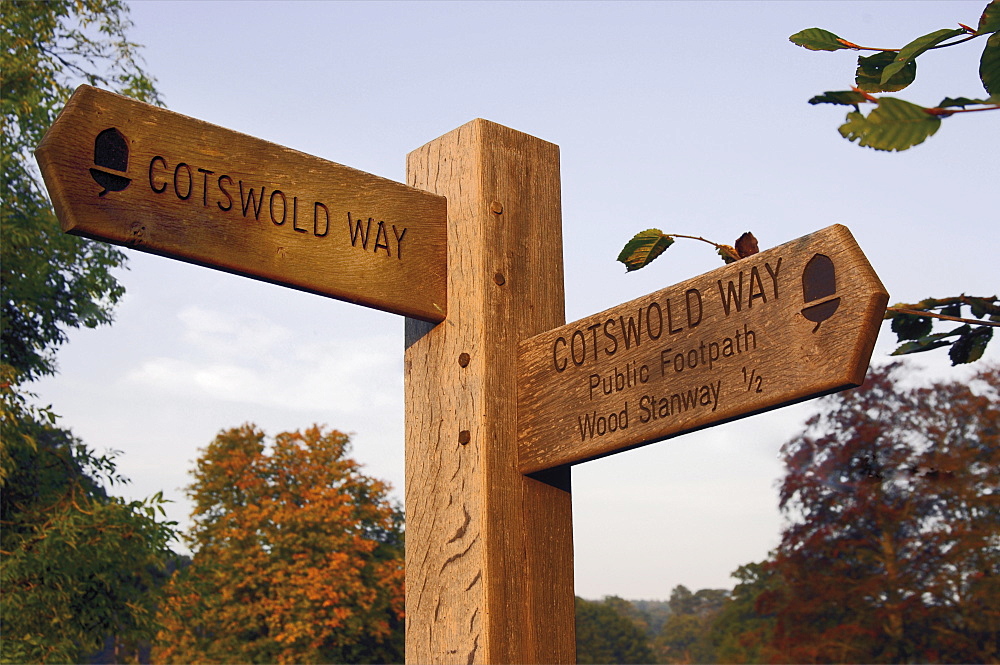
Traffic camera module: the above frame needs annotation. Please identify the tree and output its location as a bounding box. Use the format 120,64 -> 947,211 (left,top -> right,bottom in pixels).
1,4 -> 178,661
1,0 -> 160,382
654,585 -> 728,664
575,596 -> 655,664
153,424 -> 405,664
709,562 -> 782,665
766,362 -> 1000,663
0,405 -> 176,664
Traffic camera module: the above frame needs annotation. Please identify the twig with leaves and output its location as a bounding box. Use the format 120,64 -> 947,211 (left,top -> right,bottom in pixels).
617,230 -> 998,365
789,0 -> 999,151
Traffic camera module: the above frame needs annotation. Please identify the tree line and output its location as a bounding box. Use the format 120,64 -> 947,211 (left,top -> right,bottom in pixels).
574,362 -> 999,664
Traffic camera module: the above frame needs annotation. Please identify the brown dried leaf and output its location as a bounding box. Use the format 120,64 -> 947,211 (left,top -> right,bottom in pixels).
735,232 -> 759,258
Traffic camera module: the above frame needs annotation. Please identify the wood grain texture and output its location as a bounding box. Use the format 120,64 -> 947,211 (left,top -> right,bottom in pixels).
518,224 -> 889,474
404,120 -> 575,664
35,85 -> 447,321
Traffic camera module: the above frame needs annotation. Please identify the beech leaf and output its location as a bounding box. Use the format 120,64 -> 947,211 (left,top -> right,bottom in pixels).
838,98 -> 941,151
891,338 -> 952,356
617,229 -> 674,272
809,90 -> 868,109
937,96 -> 989,108
856,51 -> 916,93
981,32 -> 1000,95
881,28 -> 965,85
790,28 -> 854,51
978,0 -> 1000,34
949,326 -> 993,364
891,312 -> 933,341
717,244 -> 739,264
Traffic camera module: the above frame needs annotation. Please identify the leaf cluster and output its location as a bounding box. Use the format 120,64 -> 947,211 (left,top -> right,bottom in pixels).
886,295 -> 998,364
791,1 -> 1000,151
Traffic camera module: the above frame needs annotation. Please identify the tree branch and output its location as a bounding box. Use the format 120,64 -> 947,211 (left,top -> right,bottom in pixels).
885,307 -> 1000,328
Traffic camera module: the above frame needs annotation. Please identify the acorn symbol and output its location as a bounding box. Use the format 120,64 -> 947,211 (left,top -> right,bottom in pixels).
801,253 -> 841,332
89,128 -> 131,196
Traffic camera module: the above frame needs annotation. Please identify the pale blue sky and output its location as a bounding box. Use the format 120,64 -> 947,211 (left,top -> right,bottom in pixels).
33,1 -> 998,599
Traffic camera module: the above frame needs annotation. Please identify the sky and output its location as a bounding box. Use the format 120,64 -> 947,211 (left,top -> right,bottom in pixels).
31,1 -> 999,601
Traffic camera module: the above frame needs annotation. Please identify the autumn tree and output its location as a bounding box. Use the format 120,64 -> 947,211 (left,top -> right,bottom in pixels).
153,424 -> 405,664
765,362 -> 1000,663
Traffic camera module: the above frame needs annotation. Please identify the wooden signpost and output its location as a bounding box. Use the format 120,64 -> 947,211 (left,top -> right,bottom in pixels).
35,85 -> 447,322
517,224 -> 889,474
37,86 -> 889,665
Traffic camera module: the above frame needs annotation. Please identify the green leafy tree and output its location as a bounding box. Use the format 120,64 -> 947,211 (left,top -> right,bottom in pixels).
0,397 -> 176,664
764,362 -> 1000,663
1,0 -> 160,382
654,586 -> 728,664
1,3 -> 180,662
153,424 -> 405,664
575,596 -> 655,664
709,562 -> 782,665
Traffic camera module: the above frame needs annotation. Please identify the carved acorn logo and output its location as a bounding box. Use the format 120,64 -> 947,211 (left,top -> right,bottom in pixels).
801,253 -> 841,332
89,128 -> 131,196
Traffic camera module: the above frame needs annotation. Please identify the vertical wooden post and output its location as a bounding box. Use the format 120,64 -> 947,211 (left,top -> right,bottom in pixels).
404,119 -> 575,664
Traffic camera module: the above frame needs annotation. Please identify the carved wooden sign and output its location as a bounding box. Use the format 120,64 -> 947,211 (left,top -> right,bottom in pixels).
34,85 -> 448,321
517,224 -> 889,474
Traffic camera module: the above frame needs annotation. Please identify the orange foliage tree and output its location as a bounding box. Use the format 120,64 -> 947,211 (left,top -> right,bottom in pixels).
766,363 -> 1000,663
151,424 -> 404,664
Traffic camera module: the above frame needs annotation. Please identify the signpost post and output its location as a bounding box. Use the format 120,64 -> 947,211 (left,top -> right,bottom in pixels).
37,85 -> 889,665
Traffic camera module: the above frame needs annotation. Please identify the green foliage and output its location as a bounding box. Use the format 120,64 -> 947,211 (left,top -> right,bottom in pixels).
1,0 -> 160,381
709,563 -> 781,664
883,28 -> 966,84
885,295 -> 999,364
981,32 -> 1000,93
0,378 -> 178,664
855,51 -> 916,93
616,232 -> 750,272
788,28 -> 853,52
575,596 -> 655,664
792,0 -> 1000,152
838,97 -> 941,150
153,425 -> 405,665
654,586 -> 729,664
617,229 -> 675,272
